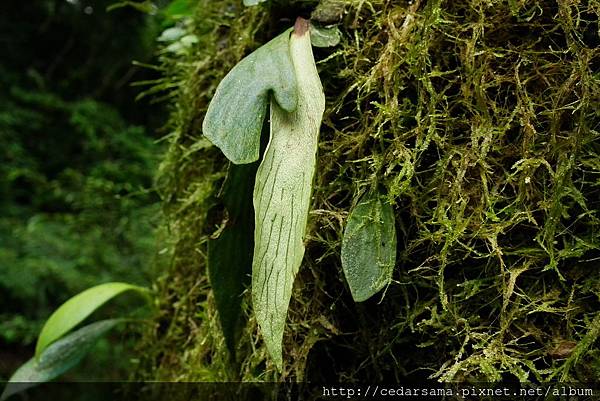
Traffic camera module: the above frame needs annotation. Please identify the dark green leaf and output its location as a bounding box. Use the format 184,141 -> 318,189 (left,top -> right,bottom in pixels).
1,320 -> 122,401
208,163 -> 257,356
162,0 -> 194,21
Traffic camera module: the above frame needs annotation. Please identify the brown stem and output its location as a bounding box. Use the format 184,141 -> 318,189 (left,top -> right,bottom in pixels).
294,17 -> 309,37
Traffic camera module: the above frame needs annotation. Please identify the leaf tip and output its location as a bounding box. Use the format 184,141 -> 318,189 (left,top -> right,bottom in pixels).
266,341 -> 284,372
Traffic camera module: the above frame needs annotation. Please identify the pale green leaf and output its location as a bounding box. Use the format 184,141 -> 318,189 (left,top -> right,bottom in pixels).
202,29 -> 297,164
157,27 -> 185,42
243,0 -> 267,6
341,192 -> 397,302
1,320 -> 122,401
35,282 -> 147,357
252,19 -> 325,370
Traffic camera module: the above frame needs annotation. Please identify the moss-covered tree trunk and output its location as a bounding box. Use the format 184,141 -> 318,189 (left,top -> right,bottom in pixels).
138,0 -> 600,386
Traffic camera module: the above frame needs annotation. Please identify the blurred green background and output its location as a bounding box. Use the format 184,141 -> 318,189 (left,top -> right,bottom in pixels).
0,0 -> 178,380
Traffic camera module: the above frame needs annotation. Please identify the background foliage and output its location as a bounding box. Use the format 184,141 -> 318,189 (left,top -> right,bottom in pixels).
1,0 -> 599,392
0,0 -> 164,380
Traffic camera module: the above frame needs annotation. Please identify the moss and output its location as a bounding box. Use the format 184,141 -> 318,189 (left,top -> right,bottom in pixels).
137,0 -> 600,385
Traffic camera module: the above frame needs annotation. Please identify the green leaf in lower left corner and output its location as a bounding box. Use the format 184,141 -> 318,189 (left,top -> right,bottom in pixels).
1,319 -> 123,401
35,282 -> 147,357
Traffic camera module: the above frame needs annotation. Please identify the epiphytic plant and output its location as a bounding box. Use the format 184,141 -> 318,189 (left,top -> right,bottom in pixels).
203,17 -> 325,370
204,15 -> 398,369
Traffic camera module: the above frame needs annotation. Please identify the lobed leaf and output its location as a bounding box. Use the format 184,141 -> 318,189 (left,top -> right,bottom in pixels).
341,192 -> 397,302
202,28 -> 298,165
252,18 -> 325,370
1,319 -> 122,401
35,282 -> 147,357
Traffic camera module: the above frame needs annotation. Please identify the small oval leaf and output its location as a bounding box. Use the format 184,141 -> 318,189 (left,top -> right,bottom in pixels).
341,192 -> 397,302
35,282 -> 147,357
1,320 -> 122,401
203,29 -> 298,165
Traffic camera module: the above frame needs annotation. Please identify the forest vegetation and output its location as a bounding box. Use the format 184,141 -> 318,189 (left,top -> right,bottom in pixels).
1,0 -> 599,399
